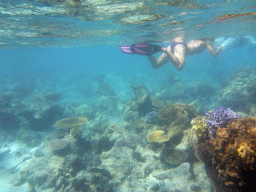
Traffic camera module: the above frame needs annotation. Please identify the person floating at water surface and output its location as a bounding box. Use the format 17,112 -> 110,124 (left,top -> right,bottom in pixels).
149,37 -> 223,70
214,36 -> 256,52
119,37 -> 223,71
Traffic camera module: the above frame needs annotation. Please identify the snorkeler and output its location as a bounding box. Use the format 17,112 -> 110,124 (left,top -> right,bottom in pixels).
214,36 -> 256,52
119,37 -> 222,71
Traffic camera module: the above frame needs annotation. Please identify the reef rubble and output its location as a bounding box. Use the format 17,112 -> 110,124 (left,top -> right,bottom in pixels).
3,66 -> 256,191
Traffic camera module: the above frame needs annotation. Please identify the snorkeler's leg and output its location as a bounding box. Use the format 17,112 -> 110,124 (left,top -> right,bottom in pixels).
148,47 -> 170,69
162,44 -> 185,70
245,36 -> 256,44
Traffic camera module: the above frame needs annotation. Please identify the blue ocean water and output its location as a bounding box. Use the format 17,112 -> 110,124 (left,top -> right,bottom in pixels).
0,1 -> 256,192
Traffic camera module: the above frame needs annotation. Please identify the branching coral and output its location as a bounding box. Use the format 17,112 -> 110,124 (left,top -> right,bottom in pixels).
205,107 -> 240,139
197,117 -> 256,192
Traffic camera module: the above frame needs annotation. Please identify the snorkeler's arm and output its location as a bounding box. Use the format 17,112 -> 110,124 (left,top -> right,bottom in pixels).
162,45 -> 185,71
245,36 -> 256,45
245,36 -> 256,52
206,41 -> 222,57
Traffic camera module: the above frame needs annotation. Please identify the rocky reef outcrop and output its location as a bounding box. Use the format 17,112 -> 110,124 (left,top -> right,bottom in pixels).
126,83 -> 153,117
6,65 -> 256,192
196,113 -> 256,191
155,73 -> 217,114
218,66 -> 256,114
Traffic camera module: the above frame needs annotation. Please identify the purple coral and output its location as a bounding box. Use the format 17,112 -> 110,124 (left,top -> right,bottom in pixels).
146,111 -> 159,124
205,107 -> 240,139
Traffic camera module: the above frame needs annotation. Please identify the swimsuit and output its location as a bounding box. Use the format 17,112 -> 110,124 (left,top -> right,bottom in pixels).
171,42 -> 187,53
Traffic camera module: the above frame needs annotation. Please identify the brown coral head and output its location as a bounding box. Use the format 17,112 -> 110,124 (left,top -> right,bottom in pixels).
198,117 -> 256,192
158,103 -> 196,127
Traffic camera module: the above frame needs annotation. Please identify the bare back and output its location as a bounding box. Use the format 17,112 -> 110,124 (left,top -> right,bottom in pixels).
186,40 -> 207,55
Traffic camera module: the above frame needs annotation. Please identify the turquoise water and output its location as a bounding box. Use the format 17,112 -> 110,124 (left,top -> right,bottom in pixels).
0,1 -> 256,192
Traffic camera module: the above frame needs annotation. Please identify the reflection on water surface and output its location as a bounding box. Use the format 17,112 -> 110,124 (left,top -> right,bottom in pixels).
0,0 -> 255,48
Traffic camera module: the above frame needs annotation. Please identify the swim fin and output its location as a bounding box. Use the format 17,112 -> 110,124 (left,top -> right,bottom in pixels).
118,45 -> 134,54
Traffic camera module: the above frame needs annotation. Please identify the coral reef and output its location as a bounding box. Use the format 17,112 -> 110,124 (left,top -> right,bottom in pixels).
44,92 -> 61,103
143,103 -> 197,167
128,83 -> 153,116
4,60 -> 252,192
156,74 -> 217,113
147,130 -> 170,143
205,107 -> 240,139
197,117 -> 256,192
10,75 -> 66,131
53,117 -> 88,129
18,129 -> 42,148
191,116 -> 207,142
115,136 -> 136,150
158,103 -> 196,128
93,95 -> 118,114
0,94 -> 21,132
218,66 -> 256,113
53,116 -> 88,138
13,82 -> 35,100
53,128 -> 69,139
163,148 -> 189,166
157,103 -> 196,139
64,103 -> 97,121
19,104 -> 64,131
131,118 -> 145,133
0,94 -> 13,110
0,98 -> 213,192
151,162 -> 211,191
49,139 -> 70,156
146,111 -> 159,124
175,128 -> 198,152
